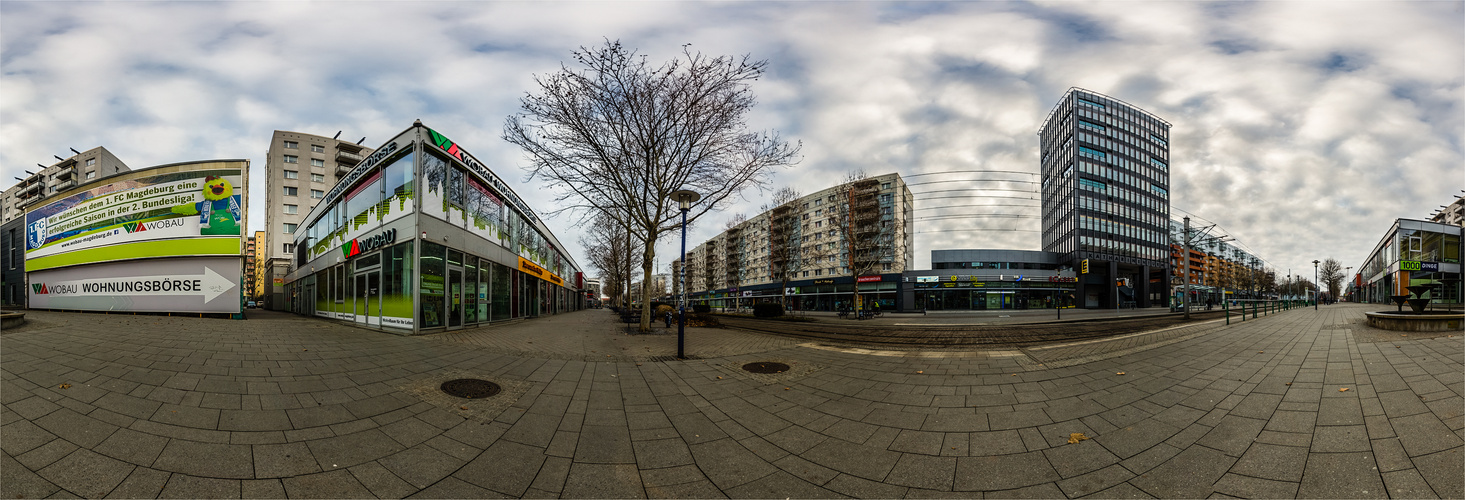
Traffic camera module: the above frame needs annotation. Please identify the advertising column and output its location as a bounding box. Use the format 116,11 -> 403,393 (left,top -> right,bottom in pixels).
25,165 -> 245,313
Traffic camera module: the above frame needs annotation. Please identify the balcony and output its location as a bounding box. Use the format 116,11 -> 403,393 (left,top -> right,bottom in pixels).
55,179 -> 77,192
335,148 -> 363,167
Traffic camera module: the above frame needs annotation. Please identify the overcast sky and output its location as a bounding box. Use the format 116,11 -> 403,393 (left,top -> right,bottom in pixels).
3,1 -> 1461,279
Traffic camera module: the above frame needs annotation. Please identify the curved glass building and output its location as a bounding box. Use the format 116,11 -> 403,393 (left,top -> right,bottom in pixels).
1039,88 -> 1171,308
284,121 -> 584,333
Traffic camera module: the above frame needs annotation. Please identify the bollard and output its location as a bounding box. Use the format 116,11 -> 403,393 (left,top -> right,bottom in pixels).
1225,300 -> 1230,325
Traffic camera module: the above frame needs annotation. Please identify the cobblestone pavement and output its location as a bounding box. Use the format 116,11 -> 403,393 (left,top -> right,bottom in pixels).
2,304 -> 1460,499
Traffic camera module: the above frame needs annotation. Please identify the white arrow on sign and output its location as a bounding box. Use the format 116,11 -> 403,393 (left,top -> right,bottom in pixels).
39,266 -> 237,303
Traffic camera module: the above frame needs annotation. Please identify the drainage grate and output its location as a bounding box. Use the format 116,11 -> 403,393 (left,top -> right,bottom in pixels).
440,378 -> 502,399
742,362 -> 791,374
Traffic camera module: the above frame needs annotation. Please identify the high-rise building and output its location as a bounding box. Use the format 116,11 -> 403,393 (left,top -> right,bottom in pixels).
679,173 -> 914,310
244,234 -> 257,301
261,131 -> 374,309
2,147 -> 130,224
252,230 -> 266,301
1039,88 -> 1171,308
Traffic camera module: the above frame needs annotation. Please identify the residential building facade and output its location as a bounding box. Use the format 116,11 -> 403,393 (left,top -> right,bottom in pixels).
1040,88 -> 1171,308
679,173 -> 914,311
2,147 -> 130,225
261,131 -> 375,310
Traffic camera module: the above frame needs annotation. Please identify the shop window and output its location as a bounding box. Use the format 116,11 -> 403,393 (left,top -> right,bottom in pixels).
343,167 -> 382,232
492,262 -> 511,321
382,242 -> 415,325
421,241 -> 446,328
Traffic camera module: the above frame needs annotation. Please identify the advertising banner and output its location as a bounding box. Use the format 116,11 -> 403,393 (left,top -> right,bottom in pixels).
27,257 -> 241,313
25,169 -> 243,271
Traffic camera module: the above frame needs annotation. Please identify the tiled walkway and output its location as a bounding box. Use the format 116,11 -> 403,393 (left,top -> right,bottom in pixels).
2,304 -> 1460,498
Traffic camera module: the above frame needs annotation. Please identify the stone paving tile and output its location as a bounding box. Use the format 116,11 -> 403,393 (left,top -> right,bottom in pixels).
106,467 -> 171,499
36,449 -> 135,499
1128,444 -> 1235,498
281,469 -> 377,499
954,450 -> 1061,491
158,474 -> 240,499
1411,447 -> 1464,498
2,305 -> 1460,499
1297,452 -> 1387,498
561,463 -> 647,499
151,439 -> 254,479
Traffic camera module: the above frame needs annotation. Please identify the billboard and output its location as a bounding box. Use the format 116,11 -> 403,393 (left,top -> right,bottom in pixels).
27,258 -> 241,313
25,169 -> 243,271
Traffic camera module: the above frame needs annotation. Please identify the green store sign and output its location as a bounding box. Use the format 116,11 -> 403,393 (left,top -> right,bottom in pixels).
1400,260 -> 1421,271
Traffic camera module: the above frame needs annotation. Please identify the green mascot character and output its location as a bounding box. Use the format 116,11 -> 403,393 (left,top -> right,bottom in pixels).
172,175 -> 242,235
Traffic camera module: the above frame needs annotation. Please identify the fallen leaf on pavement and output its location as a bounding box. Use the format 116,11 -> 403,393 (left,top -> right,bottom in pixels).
916,371 -> 924,374
784,387 -> 791,390
716,376 -> 723,379
58,383 -> 71,389
1339,388 -> 1349,392
460,406 -> 468,410
1068,433 -> 1089,444
1286,383 -> 1292,386
1116,372 -> 1126,375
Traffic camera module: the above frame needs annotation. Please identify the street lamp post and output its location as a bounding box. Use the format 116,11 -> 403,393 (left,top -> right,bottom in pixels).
673,189 -> 700,360
1318,259 -> 1330,309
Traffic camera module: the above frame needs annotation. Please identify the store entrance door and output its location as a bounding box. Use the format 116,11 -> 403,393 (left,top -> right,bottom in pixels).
354,271 -> 380,326
448,267 -> 464,329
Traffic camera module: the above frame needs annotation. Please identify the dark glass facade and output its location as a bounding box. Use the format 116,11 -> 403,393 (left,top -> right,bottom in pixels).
1040,88 -> 1171,308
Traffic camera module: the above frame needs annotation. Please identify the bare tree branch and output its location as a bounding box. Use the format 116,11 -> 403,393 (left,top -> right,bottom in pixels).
505,40 -> 800,332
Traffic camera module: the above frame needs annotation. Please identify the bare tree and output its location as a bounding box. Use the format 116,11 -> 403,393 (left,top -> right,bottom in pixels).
1319,258 -> 1345,299
760,187 -> 804,309
829,171 -> 886,312
505,40 -> 801,332
579,213 -> 641,309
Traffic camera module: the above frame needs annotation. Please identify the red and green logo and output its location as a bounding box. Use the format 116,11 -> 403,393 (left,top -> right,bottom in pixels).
32,283 -> 48,294
428,129 -> 465,161
124,222 -> 148,233
340,229 -> 398,259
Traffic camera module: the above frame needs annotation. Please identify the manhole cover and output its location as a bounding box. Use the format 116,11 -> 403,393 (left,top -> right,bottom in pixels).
742,362 -> 790,374
440,379 -> 501,399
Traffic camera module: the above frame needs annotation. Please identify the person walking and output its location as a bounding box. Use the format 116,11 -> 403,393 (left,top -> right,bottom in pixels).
664,309 -> 673,328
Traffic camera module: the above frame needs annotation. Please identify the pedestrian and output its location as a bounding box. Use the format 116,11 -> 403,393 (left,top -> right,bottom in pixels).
664,309 -> 673,328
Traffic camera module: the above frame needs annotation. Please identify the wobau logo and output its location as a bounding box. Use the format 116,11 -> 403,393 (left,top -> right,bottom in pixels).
342,228 -> 397,258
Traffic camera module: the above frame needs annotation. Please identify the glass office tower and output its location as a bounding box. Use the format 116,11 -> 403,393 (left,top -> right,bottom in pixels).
1039,88 -> 1171,308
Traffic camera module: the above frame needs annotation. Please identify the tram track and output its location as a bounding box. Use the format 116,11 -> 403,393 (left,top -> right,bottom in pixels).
717,310 -> 1230,349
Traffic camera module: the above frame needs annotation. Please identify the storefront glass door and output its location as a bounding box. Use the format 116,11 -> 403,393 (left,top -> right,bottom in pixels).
354,271 -> 380,326
448,267 -> 463,328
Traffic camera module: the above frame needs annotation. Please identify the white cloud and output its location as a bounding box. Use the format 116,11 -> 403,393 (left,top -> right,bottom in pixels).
2,1 -> 1459,278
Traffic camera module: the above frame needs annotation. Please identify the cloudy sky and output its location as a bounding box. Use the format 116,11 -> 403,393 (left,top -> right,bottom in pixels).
3,1 -> 1461,278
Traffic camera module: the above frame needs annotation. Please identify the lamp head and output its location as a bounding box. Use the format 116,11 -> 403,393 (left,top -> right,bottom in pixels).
672,189 -> 700,210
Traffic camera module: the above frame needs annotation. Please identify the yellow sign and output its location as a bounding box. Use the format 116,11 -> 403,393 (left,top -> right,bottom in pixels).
1081,259 -> 1090,274
518,257 -> 564,286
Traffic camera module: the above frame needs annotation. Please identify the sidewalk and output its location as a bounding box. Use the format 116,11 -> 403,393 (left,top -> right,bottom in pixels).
2,304 -> 1460,498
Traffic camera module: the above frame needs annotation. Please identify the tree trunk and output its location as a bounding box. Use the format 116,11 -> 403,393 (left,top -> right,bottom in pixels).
639,240 -> 657,333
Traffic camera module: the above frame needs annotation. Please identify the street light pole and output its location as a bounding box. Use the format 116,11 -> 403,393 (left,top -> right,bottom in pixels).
673,189 -> 700,360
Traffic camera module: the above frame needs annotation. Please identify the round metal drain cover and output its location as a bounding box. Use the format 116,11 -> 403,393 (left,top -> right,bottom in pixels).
440,379 -> 501,399
742,362 -> 790,374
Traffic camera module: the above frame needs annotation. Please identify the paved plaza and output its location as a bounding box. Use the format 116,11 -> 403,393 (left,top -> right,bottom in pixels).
2,304 -> 1461,498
